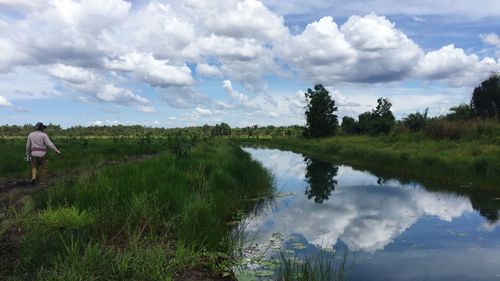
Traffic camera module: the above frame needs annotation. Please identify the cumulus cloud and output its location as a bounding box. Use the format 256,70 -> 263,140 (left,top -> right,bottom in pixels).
416,44 -> 499,86
0,39 -> 29,72
198,35 -> 264,61
196,63 -> 222,77
185,0 -> 288,42
112,2 -> 195,61
481,33 -> 500,48
222,80 -> 249,102
1,0 -> 500,122
195,107 -> 212,116
340,14 -> 423,82
105,52 -> 194,87
276,14 -> 499,86
48,64 -> 96,84
137,105 -> 156,113
52,0 -> 131,34
277,14 -> 422,83
47,63 -> 151,109
95,84 -> 148,105
157,86 -> 210,109
0,95 -> 12,107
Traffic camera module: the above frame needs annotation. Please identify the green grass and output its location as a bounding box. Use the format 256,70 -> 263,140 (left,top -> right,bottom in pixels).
0,137 -> 165,183
273,250 -> 347,281
6,140 -> 274,280
236,135 -> 500,191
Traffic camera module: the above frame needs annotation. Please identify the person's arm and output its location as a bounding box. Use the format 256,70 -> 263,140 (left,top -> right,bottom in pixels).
26,134 -> 31,156
43,134 -> 61,154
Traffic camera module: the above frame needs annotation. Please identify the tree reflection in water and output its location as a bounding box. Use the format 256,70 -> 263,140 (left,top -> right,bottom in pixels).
304,157 -> 339,203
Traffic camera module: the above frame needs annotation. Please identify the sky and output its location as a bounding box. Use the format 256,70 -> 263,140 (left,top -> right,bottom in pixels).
0,0 -> 499,128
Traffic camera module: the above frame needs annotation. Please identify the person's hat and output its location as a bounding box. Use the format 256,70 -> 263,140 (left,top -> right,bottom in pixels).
35,122 -> 47,130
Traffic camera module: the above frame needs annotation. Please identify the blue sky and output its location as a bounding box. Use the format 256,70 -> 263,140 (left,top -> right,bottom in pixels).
0,0 -> 499,128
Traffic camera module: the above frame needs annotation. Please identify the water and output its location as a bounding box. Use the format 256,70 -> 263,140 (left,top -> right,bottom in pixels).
241,147 -> 500,281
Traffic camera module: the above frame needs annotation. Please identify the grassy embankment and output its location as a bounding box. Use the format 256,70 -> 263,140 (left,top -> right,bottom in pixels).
2,140 -> 274,280
237,134 -> 500,191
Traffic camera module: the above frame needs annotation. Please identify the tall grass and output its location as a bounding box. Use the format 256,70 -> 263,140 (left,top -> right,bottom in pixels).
424,119 -> 500,141
13,141 -> 274,280
273,250 -> 347,281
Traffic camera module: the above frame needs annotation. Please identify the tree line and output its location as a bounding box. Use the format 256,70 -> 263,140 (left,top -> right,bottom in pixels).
304,74 -> 500,139
0,123 -> 304,138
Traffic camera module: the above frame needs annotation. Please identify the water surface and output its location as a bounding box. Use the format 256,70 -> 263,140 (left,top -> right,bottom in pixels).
242,147 -> 500,281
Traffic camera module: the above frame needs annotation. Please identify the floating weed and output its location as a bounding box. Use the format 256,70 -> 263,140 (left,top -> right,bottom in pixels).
291,243 -> 307,250
236,231 -> 347,281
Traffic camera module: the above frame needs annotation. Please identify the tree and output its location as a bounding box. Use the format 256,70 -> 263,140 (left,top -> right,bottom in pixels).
445,104 -> 473,121
211,123 -> 231,136
471,74 -> 500,120
341,116 -> 360,134
303,84 -> 338,138
357,97 -> 396,135
403,108 -> 428,132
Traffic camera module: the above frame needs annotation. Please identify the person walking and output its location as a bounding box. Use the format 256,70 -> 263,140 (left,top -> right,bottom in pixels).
26,122 -> 61,184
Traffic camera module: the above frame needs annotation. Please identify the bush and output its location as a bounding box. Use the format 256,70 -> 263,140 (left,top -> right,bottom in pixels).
403,109 -> 428,132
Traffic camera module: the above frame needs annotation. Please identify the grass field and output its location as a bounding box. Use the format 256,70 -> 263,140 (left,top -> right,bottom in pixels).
236,134 -> 500,191
1,140 -> 274,280
0,137 -> 165,183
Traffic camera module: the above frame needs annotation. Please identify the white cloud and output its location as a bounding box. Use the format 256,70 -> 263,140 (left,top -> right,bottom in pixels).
111,52 -> 194,87
196,63 -> 222,77
1,0 -> 499,123
52,0 -> 131,34
48,64 -> 96,84
215,101 -> 236,110
198,35 -> 264,61
0,95 -> 12,107
277,16 -> 356,82
0,39 -> 29,72
192,0 -> 288,42
137,105 -> 156,113
195,107 -> 212,116
222,80 -> 249,102
416,44 -> 500,86
0,67 -> 62,100
340,14 -> 422,82
113,2 -> 195,61
157,86 -> 209,109
95,84 -> 148,105
104,52 -> 195,88
481,33 -> 500,48
277,14 -> 422,83
412,16 -> 426,23
0,0 -> 45,11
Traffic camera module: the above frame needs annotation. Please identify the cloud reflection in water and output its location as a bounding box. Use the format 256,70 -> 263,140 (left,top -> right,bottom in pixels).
243,147 -> 474,253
